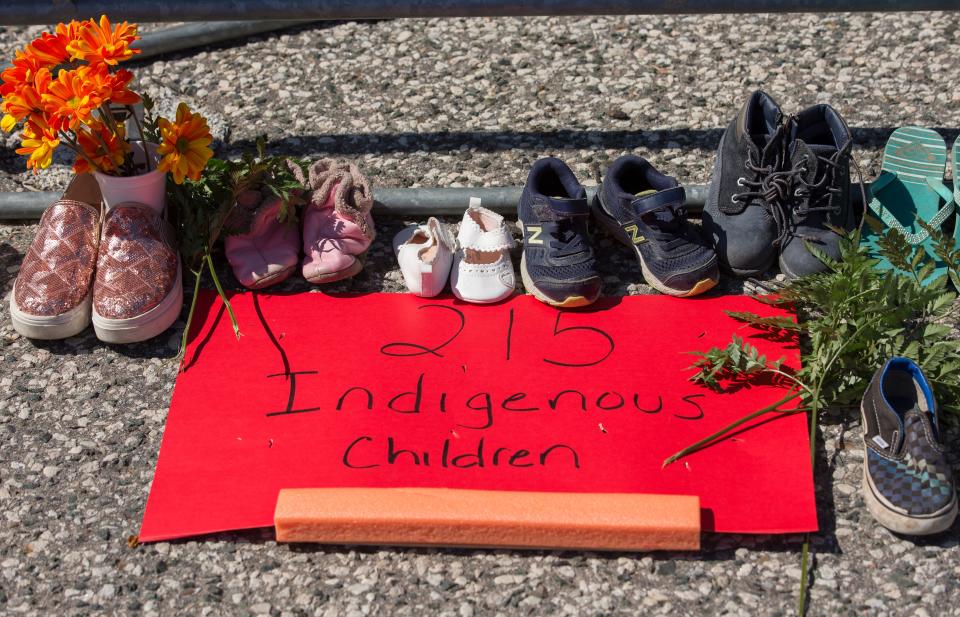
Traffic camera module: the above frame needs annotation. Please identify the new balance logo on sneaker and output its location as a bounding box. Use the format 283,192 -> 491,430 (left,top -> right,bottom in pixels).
622,223 -> 647,245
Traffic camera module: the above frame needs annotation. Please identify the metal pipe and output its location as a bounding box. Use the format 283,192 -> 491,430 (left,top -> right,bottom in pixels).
133,21 -> 320,62
0,182 -> 880,221
0,186 -> 624,220
4,0 -> 957,24
372,185 -> 711,215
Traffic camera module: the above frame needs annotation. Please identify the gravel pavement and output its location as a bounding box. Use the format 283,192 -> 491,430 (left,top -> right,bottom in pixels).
2,12 -> 960,617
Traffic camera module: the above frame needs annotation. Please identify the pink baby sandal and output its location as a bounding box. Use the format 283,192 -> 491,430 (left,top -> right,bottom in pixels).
224,190 -> 301,289
293,159 -> 375,284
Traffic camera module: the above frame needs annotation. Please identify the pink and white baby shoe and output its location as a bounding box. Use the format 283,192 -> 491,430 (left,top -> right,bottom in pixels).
393,217 -> 456,297
292,159 -> 375,284
225,190 -> 301,290
450,198 -> 516,304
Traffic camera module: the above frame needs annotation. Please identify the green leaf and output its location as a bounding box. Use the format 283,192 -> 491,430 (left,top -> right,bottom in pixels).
726,311 -> 802,332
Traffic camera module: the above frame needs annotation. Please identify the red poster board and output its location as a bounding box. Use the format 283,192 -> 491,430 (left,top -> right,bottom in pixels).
139,291 -> 815,542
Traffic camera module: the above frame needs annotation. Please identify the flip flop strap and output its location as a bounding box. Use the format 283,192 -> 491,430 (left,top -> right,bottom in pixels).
867,171 -> 955,245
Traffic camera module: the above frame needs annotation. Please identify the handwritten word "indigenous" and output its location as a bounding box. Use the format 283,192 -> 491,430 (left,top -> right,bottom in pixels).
266,372 -> 706,429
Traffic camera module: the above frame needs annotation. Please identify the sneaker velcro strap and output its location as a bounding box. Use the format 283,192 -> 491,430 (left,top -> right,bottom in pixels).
547,196 -> 590,217
630,186 -> 686,217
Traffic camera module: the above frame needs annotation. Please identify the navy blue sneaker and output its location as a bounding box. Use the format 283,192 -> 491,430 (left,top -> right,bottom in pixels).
518,158 -> 602,307
592,155 -> 718,297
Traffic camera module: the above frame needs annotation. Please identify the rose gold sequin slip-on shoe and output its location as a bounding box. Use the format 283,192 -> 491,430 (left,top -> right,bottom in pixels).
91,202 -> 183,344
11,174 -> 103,340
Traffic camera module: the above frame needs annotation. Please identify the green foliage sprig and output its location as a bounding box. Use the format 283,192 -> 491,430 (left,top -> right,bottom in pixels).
666,226 -> 960,615
165,134 -> 307,364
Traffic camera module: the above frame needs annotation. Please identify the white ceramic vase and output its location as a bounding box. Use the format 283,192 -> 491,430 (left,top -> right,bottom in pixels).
93,141 -> 167,213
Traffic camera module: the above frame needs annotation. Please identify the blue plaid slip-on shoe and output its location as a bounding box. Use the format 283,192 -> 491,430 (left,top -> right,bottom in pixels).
518,157 -> 602,308
591,155 -> 719,297
861,357 -> 957,535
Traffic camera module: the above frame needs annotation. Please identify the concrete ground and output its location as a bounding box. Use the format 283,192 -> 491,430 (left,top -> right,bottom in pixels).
1,11 -> 959,617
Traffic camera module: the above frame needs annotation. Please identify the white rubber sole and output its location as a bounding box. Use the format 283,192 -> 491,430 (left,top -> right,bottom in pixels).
862,463 -> 958,535
92,266 -> 183,344
450,283 -> 514,305
860,403 -> 958,535
10,288 -> 91,340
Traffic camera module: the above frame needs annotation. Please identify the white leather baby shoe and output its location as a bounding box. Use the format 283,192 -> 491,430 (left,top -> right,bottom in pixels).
393,217 -> 456,297
451,198 -> 516,304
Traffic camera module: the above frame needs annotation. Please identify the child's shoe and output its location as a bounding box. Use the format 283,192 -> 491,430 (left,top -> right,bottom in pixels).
295,159 -> 375,284
451,198 -> 516,304
592,155 -> 718,297
11,173 -> 102,339
225,190 -> 300,289
394,217 -> 456,297
861,357 -> 957,535
91,202 -> 182,344
518,158 -> 601,307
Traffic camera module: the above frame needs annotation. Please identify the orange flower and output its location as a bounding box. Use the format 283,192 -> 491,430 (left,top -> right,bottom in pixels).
73,119 -> 128,175
67,15 -> 140,66
82,64 -> 140,106
156,103 -> 213,184
28,21 -> 82,68
1,47 -> 45,98
16,116 -> 60,172
42,67 -> 102,132
1,21 -> 80,99
1,67 -> 50,132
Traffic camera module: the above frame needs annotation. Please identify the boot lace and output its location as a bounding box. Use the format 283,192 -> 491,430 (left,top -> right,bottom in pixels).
731,150 -> 795,246
788,146 -> 868,243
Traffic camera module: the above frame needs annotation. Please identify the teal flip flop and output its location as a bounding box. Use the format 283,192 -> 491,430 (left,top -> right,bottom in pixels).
953,136 -> 960,238
952,137 -> 960,288
861,127 -> 954,285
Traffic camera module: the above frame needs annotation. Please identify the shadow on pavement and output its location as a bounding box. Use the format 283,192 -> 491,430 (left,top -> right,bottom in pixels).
225,127 -> 960,157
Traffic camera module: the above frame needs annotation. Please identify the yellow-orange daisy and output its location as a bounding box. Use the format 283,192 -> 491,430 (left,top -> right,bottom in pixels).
1,47 -> 45,98
42,67 -> 102,132
28,22 -> 80,68
1,67 -> 50,132
16,117 -> 60,172
82,64 -> 140,106
156,102 -> 213,184
67,15 -> 140,66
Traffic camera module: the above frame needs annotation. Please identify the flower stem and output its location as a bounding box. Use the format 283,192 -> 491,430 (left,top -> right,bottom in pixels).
59,130 -> 103,174
794,315 -> 869,615
766,368 -> 814,396
796,386 -> 821,616
98,103 -> 121,138
125,104 -> 150,172
177,266 -> 204,370
205,253 -> 241,340
97,104 -> 134,175
661,390 -> 803,468
798,536 -> 811,615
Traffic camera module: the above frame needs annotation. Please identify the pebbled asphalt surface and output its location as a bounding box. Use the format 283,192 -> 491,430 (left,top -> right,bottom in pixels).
2,12 -> 960,617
